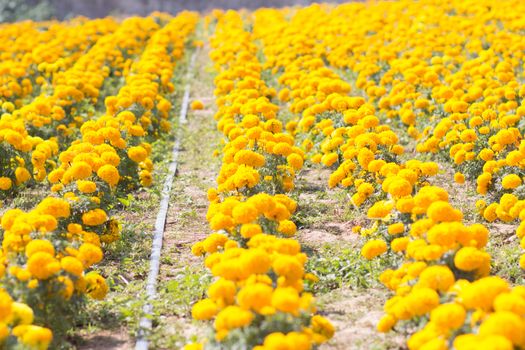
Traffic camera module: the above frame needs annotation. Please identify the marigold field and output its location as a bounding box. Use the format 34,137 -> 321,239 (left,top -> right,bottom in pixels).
1,0 -> 525,349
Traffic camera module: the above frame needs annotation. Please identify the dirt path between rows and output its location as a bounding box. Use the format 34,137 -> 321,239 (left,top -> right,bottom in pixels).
143,38 -> 220,349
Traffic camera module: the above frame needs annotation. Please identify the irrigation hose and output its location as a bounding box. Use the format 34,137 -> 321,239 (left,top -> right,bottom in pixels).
135,49 -> 198,350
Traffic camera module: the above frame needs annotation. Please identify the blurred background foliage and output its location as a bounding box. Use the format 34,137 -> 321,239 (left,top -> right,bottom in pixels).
0,0 -> 52,22
1,0 -> 352,21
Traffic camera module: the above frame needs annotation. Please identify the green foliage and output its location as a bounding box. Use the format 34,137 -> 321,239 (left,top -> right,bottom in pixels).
306,246 -> 397,293
489,236 -> 525,285
161,267 -> 211,315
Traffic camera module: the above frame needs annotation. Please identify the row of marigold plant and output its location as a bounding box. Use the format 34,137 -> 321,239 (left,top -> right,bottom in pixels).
0,12 -> 198,349
185,10 -> 334,350
0,13 -> 174,203
0,17 -> 117,106
251,2 -> 525,349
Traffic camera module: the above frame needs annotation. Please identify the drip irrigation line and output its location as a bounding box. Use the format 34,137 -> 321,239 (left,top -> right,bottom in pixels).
135,49 -> 197,350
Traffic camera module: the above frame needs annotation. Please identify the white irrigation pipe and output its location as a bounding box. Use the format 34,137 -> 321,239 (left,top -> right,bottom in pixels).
135,49 -> 197,350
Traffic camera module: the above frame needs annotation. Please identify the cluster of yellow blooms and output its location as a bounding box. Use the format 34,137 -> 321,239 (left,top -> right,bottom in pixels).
0,16 -> 155,202
186,10 -> 333,350
0,18 -> 118,105
248,1 -> 525,349
0,18 -> 122,201
17,16 -> 161,138
0,12 -> 197,348
4,0 -> 525,347
317,0 -> 525,270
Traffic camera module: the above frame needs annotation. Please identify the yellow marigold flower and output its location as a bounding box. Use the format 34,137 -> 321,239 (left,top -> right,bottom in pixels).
311,315 -> 335,341
0,177 -> 12,191
82,208 -> 108,226
311,154 -> 322,164
321,152 -> 338,167
27,252 -> 60,280
264,202 -> 291,221
85,271 -> 108,300
191,100 -> 204,110
377,314 -> 396,333
234,149 -> 265,168
273,255 -> 304,281
494,292 -> 525,315
420,162 -> 439,176
58,276 -> 74,300
11,302 -> 34,326
240,223 -> 262,239
97,164 -> 120,186
361,239 -> 387,260
386,177 -> 412,198
25,239 -> 55,258
202,233 -> 228,253
101,151 -> 120,166
60,256 -> 84,277
357,148 -> 374,168
0,289 -> 13,323
2,101 -> 14,112
207,188 -> 219,202
417,265 -> 455,292
273,142 -> 293,157
130,125 -> 145,137
191,298 -> 218,320
15,167 -> 31,185
483,203 -> 498,222
305,273 -> 319,283
237,283 -> 273,313
391,145 -> 404,155
406,287 -> 440,317
208,278 -> 236,307
76,180 -> 97,194
387,223 -> 405,235
502,174 -> 522,189
214,305 -> 253,336
460,276 -> 510,311
78,243 -> 103,267
66,161 -> 92,181
127,146 -> 148,163
260,332 -> 311,350
391,237 -> 409,253
396,197 -> 415,213
454,172 -> 465,184
277,220 -> 297,236
357,182 -> 374,195
271,287 -> 300,314
367,201 -> 393,219
430,303 -> 466,330
210,213 -> 234,231
139,170 -> 152,187
351,192 -> 366,207
27,280 -> 38,289
467,223 -> 489,248
454,334 -> 512,350
191,242 -> 205,256
183,343 -> 203,350
479,311 -> 525,346
479,148 -> 494,161
232,165 -> 259,189
287,153 -> 304,170
454,247 -> 491,272
427,201 -> 463,222
12,325 -> 53,350
232,202 -> 258,224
